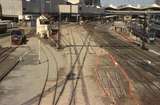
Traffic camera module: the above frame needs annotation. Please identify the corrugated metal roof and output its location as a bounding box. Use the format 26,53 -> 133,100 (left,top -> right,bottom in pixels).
105,3 -> 160,10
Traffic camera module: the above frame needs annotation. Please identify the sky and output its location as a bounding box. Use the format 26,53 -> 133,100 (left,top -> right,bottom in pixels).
101,0 -> 155,6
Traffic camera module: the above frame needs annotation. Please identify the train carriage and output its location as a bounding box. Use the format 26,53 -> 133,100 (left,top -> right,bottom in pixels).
129,22 -> 156,43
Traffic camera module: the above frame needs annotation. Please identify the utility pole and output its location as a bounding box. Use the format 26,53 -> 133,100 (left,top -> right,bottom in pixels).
38,0 -> 44,64
70,3 -> 72,21
57,13 -> 61,49
10,31 -> 12,47
141,13 -> 148,49
40,0 -> 44,14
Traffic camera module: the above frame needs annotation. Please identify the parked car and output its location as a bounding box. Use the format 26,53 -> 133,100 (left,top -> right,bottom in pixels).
11,29 -> 26,45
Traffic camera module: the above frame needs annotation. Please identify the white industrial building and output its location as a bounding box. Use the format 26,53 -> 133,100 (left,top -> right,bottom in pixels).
0,0 -> 22,17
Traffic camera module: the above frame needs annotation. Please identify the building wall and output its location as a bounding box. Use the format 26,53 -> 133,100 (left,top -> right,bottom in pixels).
0,0 -> 22,17
84,0 -> 100,6
0,0 -> 101,17
23,0 -> 101,14
59,5 -> 79,13
23,0 -> 66,14
67,0 -> 80,4
22,0 -> 41,14
80,5 -> 103,15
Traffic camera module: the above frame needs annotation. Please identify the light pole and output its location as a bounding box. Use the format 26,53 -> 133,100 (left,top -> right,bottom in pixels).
37,33 -> 41,64
57,12 -> 61,49
38,38 -> 41,64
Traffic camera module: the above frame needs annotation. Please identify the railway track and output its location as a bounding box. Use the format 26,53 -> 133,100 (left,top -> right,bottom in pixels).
117,42 -> 160,105
52,27 -> 91,105
36,43 -> 50,105
109,33 -> 160,105
89,24 -> 160,105
0,59 -> 19,82
87,34 -> 130,104
0,47 -> 17,82
75,25 -> 128,105
0,47 -> 10,55
0,46 -> 32,82
22,24 -> 160,105
0,47 -> 16,63
123,56 -> 160,105
22,31 -> 90,105
68,28 -> 91,105
21,39 -> 65,105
